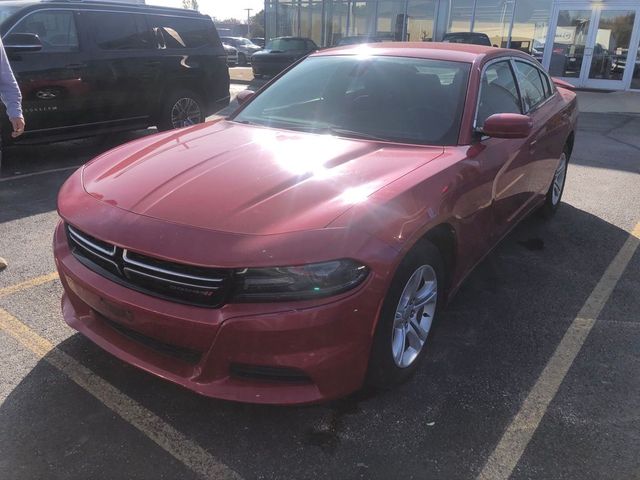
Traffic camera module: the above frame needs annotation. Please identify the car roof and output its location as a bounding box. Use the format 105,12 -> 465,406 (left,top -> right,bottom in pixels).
6,0 -> 206,17
313,41 -> 514,63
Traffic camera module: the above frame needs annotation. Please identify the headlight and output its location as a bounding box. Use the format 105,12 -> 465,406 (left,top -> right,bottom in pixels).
232,259 -> 369,302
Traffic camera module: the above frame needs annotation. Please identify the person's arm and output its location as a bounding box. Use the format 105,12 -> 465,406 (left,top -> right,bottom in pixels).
0,37 -> 25,137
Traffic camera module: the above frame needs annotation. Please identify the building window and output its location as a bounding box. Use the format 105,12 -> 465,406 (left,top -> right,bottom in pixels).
510,0 -> 552,57
407,0 -> 437,42
472,0 -> 513,48
446,0 -> 475,34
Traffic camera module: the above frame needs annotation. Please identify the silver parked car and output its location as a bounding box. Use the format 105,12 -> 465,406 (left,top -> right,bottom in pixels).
223,43 -> 238,67
220,36 -> 262,66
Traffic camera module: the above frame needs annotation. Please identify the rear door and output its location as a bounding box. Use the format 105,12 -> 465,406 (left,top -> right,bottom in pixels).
512,59 -> 567,199
4,8 -> 92,132
80,10 -> 159,123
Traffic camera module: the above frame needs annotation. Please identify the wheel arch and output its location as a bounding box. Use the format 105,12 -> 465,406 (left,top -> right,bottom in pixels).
409,222 -> 458,296
566,131 -> 575,158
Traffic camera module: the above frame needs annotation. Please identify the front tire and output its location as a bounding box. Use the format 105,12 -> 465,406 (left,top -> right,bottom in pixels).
157,89 -> 205,131
367,241 -> 444,388
539,147 -> 569,218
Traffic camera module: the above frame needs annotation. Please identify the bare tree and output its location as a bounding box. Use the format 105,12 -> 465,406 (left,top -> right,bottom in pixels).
182,0 -> 199,11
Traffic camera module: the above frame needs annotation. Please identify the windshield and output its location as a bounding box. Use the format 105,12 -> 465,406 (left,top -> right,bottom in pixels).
0,5 -> 22,25
233,55 -> 470,146
266,38 -> 306,51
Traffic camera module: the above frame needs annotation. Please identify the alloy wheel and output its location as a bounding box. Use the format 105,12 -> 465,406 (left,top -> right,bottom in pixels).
552,152 -> 567,206
170,97 -> 202,129
391,264 -> 438,368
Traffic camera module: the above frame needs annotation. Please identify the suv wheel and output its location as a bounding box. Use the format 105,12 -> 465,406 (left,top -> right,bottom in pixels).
158,90 -> 205,131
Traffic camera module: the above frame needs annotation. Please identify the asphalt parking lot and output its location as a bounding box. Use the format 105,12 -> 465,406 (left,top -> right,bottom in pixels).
1,102 -> 639,479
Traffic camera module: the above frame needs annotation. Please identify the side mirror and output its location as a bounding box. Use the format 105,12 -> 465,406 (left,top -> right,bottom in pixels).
480,113 -> 532,139
236,90 -> 255,105
4,33 -> 43,53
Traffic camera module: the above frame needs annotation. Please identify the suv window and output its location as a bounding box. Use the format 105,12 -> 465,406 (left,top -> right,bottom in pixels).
514,61 -> 546,111
87,12 -> 148,50
12,10 -> 79,52
150,16 -> 215,49
476,60 -> 522,128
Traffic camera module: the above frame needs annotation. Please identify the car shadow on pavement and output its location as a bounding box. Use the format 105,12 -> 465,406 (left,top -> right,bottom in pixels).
0,203 -> 633,480
0,130 -> 156,224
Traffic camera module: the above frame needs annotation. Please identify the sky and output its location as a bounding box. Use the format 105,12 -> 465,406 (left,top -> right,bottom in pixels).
148,0 -> 265,22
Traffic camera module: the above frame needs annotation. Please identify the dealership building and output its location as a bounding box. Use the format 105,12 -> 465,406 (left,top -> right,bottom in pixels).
263,0 -> 640,91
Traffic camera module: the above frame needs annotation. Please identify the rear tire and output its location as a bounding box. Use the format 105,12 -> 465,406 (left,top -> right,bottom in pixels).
539,146 -> 570,218
157,89 -> 205,132
366,241 -> 444,388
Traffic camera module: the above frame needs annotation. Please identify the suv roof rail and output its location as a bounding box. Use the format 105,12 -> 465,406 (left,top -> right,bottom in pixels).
39,0 -> 205,15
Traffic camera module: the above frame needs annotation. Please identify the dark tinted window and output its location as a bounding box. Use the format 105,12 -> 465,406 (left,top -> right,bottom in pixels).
306,40 -> 317,51
150,16 -> 215,49
265,38 -> 307,51
88,12 -> 148,50
13,10 -> 79,52
234,56 -> 470,146
477,61 -> 522,127
514,61 -> 546,111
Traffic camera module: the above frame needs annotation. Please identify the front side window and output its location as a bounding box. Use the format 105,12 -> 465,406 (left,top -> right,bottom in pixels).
88,12 -> 148,50
514,61 -> 546,111
476,60 -> 521,128
12,10 -> 78,52
233,56 -> 470,146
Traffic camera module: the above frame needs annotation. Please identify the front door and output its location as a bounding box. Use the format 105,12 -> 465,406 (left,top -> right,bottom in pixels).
544,3 -> 640,90
4,9 -> 94,133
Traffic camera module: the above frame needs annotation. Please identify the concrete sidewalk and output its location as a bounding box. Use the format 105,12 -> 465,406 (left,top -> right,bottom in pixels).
576,90 -> 640,114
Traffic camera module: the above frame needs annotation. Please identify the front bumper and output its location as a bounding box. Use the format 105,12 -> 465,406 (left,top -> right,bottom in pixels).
54,221 -> 386,405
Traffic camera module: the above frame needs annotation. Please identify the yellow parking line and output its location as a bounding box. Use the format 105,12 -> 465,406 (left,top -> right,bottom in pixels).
0,307 -> 242,480
478,221 -> 640,480
0,272 -> 59,298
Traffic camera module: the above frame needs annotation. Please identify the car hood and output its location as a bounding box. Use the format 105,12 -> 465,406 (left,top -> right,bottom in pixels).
82,121 -> 443,235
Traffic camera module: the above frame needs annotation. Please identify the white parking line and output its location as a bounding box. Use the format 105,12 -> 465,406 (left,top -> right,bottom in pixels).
0,165 -> 81,183
478,222 -> 640,480
0,307 -> 243,480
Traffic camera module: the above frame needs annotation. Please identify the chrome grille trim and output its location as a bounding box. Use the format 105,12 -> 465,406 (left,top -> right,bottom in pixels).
123,267 -> 221,290
68,225 -> 117,256
122,249 -> 224,284
70,239 -> 121,272
65,224 -> 230,308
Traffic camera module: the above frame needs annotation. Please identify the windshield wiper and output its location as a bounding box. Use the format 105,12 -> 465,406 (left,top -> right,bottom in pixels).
323,126 -> 389,142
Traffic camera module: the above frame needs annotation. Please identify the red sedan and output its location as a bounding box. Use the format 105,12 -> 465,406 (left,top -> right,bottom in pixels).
54,43 -> 577,405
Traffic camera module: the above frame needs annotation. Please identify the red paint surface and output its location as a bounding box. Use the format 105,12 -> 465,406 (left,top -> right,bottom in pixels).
55,44 -> 578,404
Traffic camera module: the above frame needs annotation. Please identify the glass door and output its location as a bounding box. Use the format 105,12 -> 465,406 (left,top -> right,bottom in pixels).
545,3 -> 640,90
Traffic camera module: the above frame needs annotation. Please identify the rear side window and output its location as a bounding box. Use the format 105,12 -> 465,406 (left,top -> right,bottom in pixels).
150,16 -> 216,49
514,61 -> 546,111
476,60 -> 522,128
87,12 -> 148,50
12,10 -> 79,52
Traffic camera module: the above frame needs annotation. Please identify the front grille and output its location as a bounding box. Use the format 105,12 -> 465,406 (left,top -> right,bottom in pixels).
66,224 -> 231,308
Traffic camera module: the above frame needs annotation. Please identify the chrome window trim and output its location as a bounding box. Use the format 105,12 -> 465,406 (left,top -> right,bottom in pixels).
123,267 -> 221,291
68,225 -> 117,257
122,249 -> 224,283
4,7 -> 210,38
473,56 -> 524,131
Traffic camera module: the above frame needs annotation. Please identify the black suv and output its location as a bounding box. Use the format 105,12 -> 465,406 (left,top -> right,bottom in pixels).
0,0 -> 229,151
